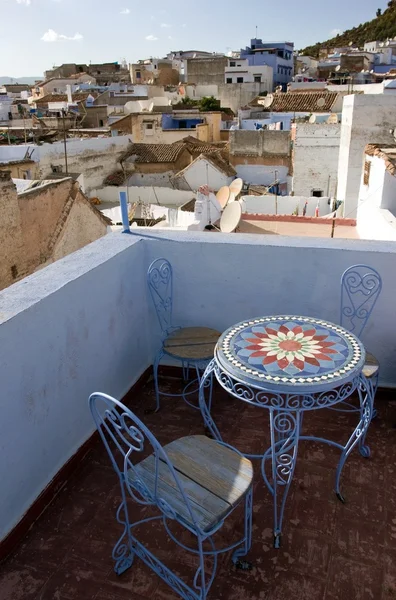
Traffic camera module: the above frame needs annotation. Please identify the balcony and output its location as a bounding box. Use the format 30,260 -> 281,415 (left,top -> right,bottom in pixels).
0,230 -> 396,598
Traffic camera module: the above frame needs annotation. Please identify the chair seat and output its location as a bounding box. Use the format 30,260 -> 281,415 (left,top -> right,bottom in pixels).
128,435 -> 253,533
363,352 -> 379,379
163,327 -> 221,361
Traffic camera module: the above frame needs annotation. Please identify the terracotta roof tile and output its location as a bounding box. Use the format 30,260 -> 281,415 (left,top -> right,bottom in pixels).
173,151 -> 236,181
103,170 -> 126,186
121,142 -> 188,163
250,91 -> 339,113
35,92 -> 96,105
365,143 -> 396,177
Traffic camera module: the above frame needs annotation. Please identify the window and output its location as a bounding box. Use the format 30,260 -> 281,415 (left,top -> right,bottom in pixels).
237,77 -> 243,83
178,120 -> 187,128
363,160 -> 371,186
226,78 -> 232,84
51,165 -> 63,173
136,70 -> 141,79
311,189 -> 323,198
254,75 -> 261,83
99,119 -> 104,127
230,61 -> 236,67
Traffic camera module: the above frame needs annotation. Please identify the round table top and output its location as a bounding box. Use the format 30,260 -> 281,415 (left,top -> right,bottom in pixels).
216,316 -> 365,394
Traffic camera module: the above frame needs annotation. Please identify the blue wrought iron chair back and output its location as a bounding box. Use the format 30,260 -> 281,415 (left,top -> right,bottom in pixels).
340,264 -> 382,338
89,392 -> 202,534
147,258 -> 173,337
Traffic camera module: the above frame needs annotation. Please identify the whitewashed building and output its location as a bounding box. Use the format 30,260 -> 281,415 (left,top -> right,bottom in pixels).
172,153 -> 236,191
357,143 -> 396,240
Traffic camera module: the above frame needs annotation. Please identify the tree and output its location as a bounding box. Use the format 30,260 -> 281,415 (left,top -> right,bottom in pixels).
377,8 -> 382,16
199,96 -> 221,112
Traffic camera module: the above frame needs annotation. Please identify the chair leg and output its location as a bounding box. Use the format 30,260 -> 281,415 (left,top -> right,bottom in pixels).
232,487 -> 253,569
113,491 -> 135,575
152,349 -> 164,413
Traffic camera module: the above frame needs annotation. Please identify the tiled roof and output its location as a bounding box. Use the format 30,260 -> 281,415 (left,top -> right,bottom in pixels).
121,142 -> 188,163
173,151 -> 236,180
365,143 -> 396,177
250,91 -> 339,113
203,152 -> 236,176
35,92 -> 95,105
103,170 -> 126,186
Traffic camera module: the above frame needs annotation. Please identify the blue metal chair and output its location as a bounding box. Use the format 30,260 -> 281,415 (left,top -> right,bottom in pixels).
340,264 -> 382,416
148,258 -> 221,412
89,392 -> 253,600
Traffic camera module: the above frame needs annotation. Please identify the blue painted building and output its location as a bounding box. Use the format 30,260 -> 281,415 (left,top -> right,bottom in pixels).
162,114 -> 203,130
240,39 -> 294,90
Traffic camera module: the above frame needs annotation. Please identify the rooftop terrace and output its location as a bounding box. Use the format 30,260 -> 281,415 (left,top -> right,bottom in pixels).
0,230 -> 396,598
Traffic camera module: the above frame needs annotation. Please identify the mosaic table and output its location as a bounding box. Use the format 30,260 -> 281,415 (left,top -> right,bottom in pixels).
199,315 -> 374,548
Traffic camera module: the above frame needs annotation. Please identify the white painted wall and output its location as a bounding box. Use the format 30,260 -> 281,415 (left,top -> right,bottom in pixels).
357,154 -> 396,240
225,65 -> 272,88
293,123 -> 341,197
336,94 -> 396,219
240,194 -> 331,216
177,158 -> 234,191
90,185 -> 194,207
143,232 -> 396,389
235,165 -> 288,186
2,230 -> 396,540
0,233 -> 151,539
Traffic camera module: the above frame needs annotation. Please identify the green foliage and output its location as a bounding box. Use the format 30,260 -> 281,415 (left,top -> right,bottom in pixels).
199,96 -> 221,112
173,95 -> 223,112
301,1 -> 396,58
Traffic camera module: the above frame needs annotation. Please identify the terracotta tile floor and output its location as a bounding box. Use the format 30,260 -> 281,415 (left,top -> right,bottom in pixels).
1,375 -> 396,600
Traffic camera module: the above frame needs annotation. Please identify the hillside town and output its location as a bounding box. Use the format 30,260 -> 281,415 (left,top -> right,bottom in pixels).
1,3 -> 396,600
2,36 -> 396,290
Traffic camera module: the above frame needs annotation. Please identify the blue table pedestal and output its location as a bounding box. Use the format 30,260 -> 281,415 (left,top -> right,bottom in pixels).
199,359 -> 374,548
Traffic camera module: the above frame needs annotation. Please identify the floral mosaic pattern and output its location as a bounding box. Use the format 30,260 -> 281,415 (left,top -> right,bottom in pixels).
244,324 -> 341,372
217,316 -> 364,388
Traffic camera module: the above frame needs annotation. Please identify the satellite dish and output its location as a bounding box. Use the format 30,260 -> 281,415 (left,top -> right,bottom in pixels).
227,191 -> 236,204
220,201 -> 242,233
335,65 -> 341,72
316,97 -> 326,108
263,93 -> 274,108
309,114 -> 316,123
229,178 -> 243,197
216,186 -> 230,209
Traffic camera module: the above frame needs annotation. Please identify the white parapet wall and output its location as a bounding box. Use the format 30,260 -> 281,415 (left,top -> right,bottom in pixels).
90,185 -> 195,207
240,195 -> 331,216
2,230 -> 396,542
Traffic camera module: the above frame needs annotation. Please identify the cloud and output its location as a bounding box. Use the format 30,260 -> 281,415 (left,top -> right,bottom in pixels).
41,29 -> 83,42
330,28 -> 342,36
182,23 -> 186,27
160,23 -> 171,28
120,8 -> 130,13
16,0 -> 31,5
145,34 -> 158,41
168,36 -> 173,40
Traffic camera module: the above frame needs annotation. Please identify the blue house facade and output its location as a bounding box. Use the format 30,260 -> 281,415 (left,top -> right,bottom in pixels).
240,39 -> 294,90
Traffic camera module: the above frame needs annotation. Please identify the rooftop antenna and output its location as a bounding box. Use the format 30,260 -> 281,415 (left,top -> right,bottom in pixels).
255,25 -> 258,38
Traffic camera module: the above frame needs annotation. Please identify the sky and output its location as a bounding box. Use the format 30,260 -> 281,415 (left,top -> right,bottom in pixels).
0,0 -> 388,77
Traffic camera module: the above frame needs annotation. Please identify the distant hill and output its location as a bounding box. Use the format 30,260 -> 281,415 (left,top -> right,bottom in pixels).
0,76 -> 41,85
301,1 -> 396,58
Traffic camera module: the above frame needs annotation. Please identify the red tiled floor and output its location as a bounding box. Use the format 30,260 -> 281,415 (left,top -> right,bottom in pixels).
0,377 -> 394,600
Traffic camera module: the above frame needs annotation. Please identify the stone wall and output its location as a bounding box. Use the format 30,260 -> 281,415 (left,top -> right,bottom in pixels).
229,130 -> 290,157
292,123 -> 341,197
0,172 -> 25,289
185,57 -> 228,86
0,176 -> 108,291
